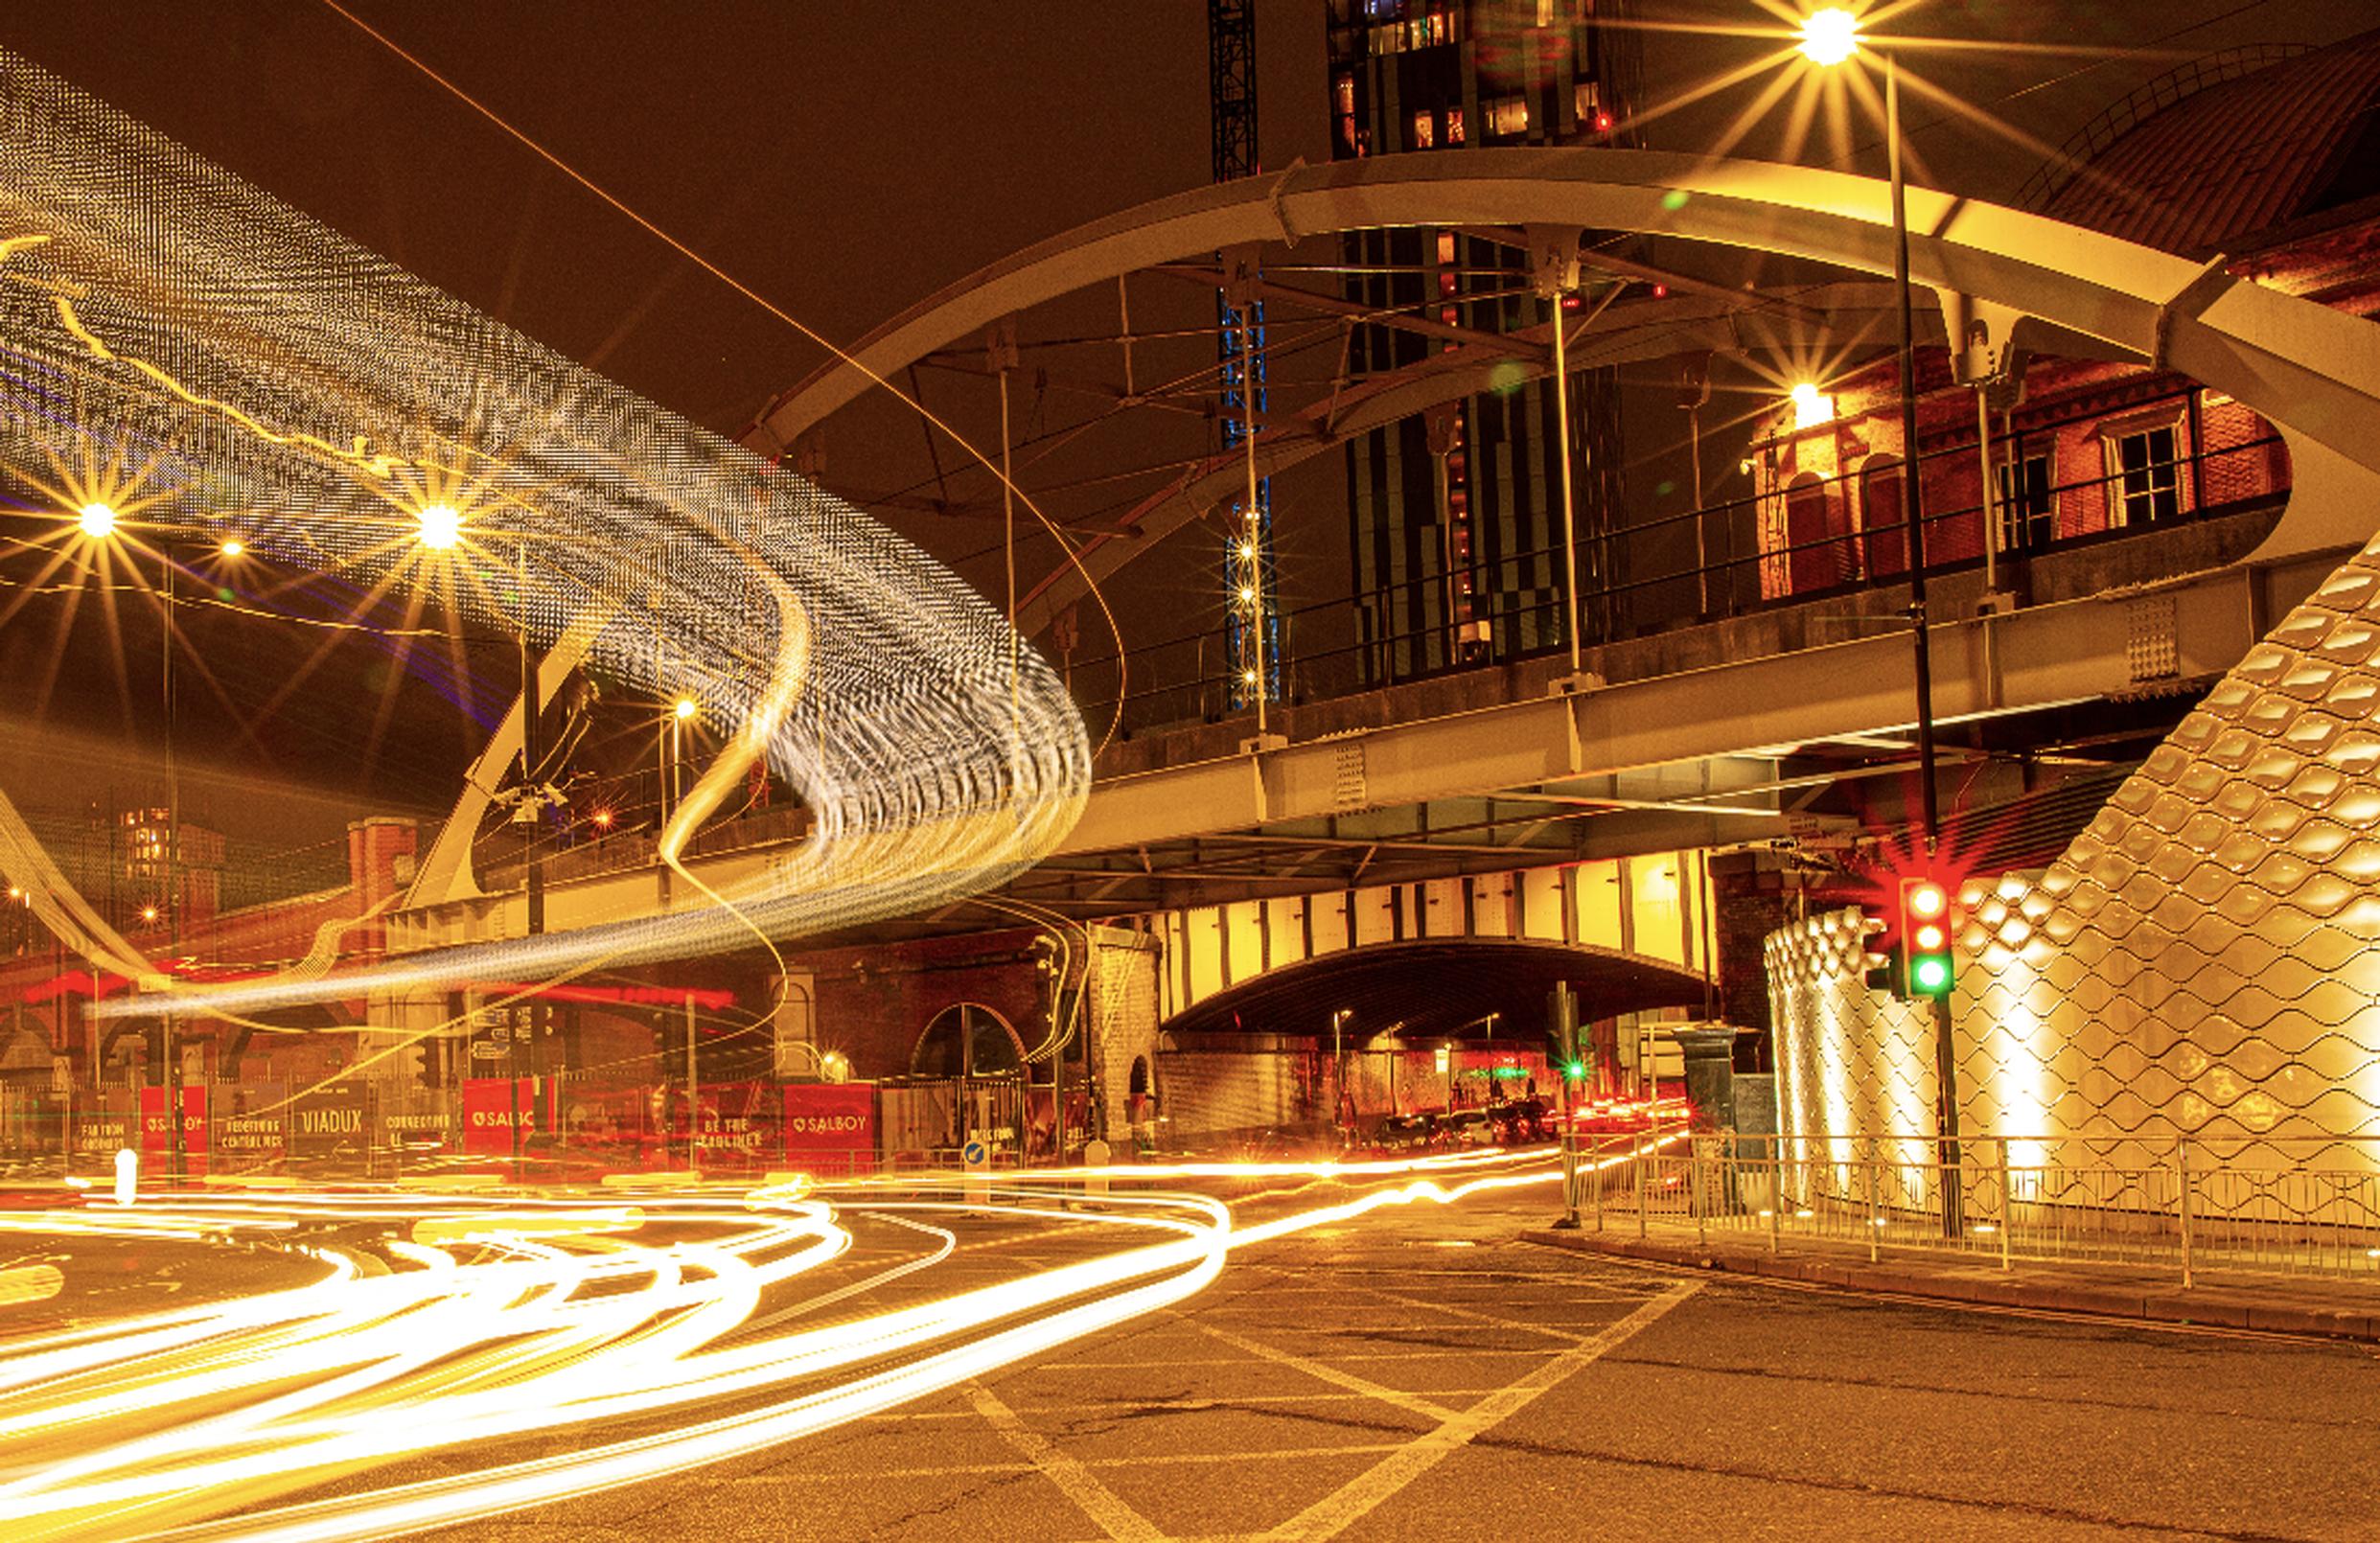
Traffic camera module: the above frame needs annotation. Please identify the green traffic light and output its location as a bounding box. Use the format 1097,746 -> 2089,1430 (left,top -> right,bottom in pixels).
1563,1059 -> 1586,1080
1911,956 -> 1952,994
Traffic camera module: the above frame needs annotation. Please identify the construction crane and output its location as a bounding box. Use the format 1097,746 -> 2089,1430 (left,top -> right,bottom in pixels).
1208,0 -> 1278,711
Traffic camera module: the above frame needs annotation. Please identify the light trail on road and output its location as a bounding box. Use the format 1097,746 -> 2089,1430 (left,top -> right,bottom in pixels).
0,1146 -> 1603,1541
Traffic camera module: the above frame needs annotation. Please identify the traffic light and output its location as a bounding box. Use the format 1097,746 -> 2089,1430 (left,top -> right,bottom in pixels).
1858,899 -> 1900,997
1547,981 -> 1586,1082
1901,877 -> 1954,999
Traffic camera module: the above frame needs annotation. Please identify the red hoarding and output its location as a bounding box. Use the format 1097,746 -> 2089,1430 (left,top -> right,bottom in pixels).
138,1085 -> 208,1172
783,1083 -> 875,1178
462,1078 -> 537,1156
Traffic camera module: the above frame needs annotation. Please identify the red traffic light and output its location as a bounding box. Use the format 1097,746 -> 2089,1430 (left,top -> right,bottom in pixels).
1906,882 -> 1947,920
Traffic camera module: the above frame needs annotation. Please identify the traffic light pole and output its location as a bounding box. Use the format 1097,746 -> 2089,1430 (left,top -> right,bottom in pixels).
1887,58 -> 1961,1241
1550,981 -> 1583,1230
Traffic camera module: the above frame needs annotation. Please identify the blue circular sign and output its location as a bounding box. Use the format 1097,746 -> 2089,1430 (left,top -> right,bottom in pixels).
962,1140 -> 988,1165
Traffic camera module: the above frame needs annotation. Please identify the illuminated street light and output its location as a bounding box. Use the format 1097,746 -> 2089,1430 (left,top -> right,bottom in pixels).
673,697 -> 698,721
415,502 -> 462,549
1797,7 -> 1860,67
77,501 -> 117,539
219,538 -> 245,557
140,905 -> 158,923
1790,381 -> 1835,429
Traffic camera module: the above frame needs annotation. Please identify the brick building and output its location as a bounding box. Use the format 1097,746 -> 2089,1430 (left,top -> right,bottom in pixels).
1747,35 -> 2380,602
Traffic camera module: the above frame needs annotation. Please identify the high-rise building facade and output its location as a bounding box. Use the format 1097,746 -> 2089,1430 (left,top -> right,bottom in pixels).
1326,0 -> 1640,684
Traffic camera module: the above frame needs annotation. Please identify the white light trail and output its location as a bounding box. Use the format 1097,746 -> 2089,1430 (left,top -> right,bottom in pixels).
0,47 -> 1091,1021
0,1147 -> 1635,1540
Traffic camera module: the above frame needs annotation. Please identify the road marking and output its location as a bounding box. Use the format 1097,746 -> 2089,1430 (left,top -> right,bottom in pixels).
1191,1322 -> 1464,1423
860,1389 -> 1514,1423
1027,1347 -> 1555,1371
733,1439 -> 1412,1486
1257,1280 -> 1702,1542
968,1381 -> 1171,1542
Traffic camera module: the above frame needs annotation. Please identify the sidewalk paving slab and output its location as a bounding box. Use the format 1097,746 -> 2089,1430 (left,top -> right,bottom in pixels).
1521,1222 -> 2380,1341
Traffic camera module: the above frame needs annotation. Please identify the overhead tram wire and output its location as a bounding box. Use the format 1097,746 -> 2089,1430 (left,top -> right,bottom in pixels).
313,0 -> 1131,756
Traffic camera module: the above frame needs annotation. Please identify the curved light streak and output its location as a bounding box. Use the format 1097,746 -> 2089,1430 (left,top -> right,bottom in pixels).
0,48 -> 1091,1021
0,1148 -> 1632,1540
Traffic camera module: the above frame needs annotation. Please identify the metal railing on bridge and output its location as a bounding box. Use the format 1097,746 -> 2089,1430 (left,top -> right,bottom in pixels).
1070,411 -> 2285,737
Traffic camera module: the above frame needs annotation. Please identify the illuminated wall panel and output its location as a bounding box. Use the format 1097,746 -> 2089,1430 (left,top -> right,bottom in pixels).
1773,531 -> 2380,1195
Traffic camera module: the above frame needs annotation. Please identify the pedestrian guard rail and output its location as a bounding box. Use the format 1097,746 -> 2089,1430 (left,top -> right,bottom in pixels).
1571,1129 -> 2380,1284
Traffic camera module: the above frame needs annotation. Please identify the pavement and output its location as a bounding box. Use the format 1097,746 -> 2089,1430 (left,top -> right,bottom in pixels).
424,1186 -> 2380,1542
1523,1213 -> 2380,1343
12,1183 -> 2380,1539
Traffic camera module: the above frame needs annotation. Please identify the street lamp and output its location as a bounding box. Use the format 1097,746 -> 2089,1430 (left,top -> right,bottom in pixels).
77,501 -> 117,540
1798,6 -> 1962,1236
415,502 -> 462,550
1795,6 -> 1941,849
1796,7 -> 1859,66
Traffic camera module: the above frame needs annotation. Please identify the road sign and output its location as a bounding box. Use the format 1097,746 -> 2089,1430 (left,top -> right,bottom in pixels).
962,1138 -> 992,1208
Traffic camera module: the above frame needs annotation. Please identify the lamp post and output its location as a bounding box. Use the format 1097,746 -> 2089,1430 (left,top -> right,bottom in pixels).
420,504 -> 543,1176
1330,1008 -> 1351,1135
1798,8 -> 1940,846
1799,9 -> 1960,1236
79,503 -> 194,1183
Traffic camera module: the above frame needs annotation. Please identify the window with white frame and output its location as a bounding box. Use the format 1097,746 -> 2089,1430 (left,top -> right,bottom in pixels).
2103,419 -> 2182,526
1484,94 -> 1529,136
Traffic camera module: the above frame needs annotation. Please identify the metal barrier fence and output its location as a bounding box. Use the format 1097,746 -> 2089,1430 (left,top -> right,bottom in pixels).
0,1075 -> 1102,1186
1572,1131 -> 2380,1284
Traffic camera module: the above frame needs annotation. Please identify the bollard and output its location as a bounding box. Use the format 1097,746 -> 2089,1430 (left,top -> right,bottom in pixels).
2176,1136 -> 2194,1290
114,1146 -> 139,1207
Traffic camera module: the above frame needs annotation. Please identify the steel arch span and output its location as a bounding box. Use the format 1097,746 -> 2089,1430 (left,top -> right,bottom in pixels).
742,147 -> 2380,634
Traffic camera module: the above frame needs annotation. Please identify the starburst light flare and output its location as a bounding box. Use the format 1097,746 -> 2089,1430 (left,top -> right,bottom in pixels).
0,50 -> 1090,1017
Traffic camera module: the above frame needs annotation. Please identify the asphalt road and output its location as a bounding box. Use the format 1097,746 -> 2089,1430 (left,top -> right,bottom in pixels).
437,1189 -> 2380,1543
8,1183 -> 2379,1541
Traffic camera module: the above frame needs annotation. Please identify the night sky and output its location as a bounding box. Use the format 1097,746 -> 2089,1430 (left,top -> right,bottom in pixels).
2,0 -> 2372,843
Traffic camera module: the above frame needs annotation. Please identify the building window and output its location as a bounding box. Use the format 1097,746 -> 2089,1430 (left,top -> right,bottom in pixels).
1996,451 -> 2054,552
1485,94 -> 1528,136
1859,458 -> 1904,579
1411,109 -> 1435,150
1785,473 -> 1854,595
1334,76 -> 1355,116
1445,105 -> 1465,144
2106,422 -> 2182,525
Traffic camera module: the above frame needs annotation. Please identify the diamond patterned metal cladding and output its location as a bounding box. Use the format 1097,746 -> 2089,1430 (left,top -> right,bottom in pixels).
1774,533 -> 2380,1196
1768,911 -> 1942,1197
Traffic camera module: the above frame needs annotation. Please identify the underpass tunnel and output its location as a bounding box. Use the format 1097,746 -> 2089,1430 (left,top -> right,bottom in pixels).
1155,938 -> 1709,1139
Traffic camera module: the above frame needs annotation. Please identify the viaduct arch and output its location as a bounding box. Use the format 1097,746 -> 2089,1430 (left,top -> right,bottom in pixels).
742,147 -> 2380,636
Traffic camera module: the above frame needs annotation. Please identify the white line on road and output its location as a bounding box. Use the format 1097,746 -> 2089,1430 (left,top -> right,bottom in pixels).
1191,1322 -> 1465,1423
731,1439 -> 1413,1487
1257,1280 -> 1703,1543
968,1381 -> 1171,1543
